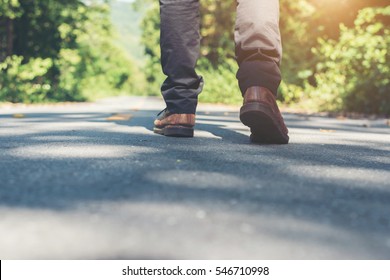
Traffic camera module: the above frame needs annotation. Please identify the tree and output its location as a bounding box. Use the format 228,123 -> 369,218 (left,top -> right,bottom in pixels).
1,0 -> 143,103
0,0 -> 20,62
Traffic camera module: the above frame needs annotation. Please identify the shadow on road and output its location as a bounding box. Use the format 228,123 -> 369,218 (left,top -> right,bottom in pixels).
0,107 -> 389,259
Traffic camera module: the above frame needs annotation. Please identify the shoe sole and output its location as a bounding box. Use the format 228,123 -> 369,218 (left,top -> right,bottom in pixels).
240,103 -> 289,144
154,125 -> 194,138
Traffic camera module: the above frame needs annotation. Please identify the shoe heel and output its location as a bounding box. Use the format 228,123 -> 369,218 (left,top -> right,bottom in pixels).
240,103 -> 271,127
240,103 -> 289,144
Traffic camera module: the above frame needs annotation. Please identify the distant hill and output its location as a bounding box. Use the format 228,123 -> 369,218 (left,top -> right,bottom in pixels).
110,0 -> 146,64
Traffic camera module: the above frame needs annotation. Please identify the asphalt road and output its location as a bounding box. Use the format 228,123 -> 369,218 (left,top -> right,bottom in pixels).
0,96 -> 389,259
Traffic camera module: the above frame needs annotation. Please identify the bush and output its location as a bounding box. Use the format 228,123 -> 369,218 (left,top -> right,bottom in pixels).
198,58 -> 241,104
0,56 -> 55,103
308,7 -> 390,114
139,2 -> 164,96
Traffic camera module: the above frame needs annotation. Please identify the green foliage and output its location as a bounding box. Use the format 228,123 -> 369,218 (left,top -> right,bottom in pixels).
0,56 -> 54,103
1,0 -> 144,103
308,7 -> 390,114
198,58 -> 240,104
279,0 -> 319,88
0,0 -> 21,18
62,2 -> 145,100
3,0 -> 389,112
134,0 -> 390,113
200,0 -> 235,66
139,1 -> 165,96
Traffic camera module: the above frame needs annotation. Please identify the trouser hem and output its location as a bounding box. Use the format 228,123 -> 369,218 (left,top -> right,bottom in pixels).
237,60 -> 282,97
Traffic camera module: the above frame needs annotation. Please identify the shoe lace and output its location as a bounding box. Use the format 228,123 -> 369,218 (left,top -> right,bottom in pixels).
157,108 -> 168,116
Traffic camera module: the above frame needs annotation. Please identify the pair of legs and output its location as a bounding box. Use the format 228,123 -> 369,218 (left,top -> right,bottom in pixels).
155,0 -> 289,144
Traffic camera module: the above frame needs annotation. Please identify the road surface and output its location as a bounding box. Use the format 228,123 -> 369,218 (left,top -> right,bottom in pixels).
0,96 -> 389,259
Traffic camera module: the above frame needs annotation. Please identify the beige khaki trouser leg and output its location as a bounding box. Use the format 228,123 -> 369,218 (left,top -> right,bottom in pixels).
235,0 -> 282,96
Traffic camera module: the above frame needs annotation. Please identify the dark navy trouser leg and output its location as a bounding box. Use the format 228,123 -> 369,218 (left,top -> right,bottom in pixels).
159,0 -> 203,114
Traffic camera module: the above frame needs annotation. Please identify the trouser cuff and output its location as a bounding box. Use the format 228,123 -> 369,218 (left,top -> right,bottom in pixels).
237,60 -> 282,97
164,76 -> 204,114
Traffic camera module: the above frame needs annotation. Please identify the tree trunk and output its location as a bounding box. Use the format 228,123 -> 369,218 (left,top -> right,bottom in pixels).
6,18 -> 13,57
0,17 -> 13,62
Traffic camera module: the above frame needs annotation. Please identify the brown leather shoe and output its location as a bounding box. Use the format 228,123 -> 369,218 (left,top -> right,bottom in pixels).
240,86 -> 289,144
154,109 -> 195,137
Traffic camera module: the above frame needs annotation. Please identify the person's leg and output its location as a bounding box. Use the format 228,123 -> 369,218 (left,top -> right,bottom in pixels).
235,0 -> 282,97
159,0 -> 203,114
154,0 -> 203,137
235,0 -> 289,144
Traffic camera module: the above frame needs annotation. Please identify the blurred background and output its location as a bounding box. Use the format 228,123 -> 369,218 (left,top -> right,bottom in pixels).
0,0 -> 389,114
